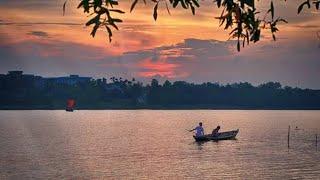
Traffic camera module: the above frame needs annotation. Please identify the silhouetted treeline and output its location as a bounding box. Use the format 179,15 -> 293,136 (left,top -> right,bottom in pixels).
147,80 -> 320,109
1,72 -> 320,109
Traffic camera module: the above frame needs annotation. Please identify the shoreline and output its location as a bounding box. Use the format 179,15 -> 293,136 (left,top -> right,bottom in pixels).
1,107 -> 320,110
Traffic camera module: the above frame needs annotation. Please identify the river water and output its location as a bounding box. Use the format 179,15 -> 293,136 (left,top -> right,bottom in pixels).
0,110 -> 319,179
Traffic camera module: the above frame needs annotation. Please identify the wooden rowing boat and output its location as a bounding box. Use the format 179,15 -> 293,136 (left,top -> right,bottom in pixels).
193,129 -> 239,142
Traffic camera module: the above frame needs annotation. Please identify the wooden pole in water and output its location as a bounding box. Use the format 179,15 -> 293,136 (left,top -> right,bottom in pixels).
287,125 -> 290,149
316,134 -> 318,148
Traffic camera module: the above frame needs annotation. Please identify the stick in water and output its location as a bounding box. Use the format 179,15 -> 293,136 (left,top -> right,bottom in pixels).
288,125 -> 290,149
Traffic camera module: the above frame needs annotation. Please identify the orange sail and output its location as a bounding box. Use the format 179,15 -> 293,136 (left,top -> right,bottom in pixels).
66,99 -> 75,112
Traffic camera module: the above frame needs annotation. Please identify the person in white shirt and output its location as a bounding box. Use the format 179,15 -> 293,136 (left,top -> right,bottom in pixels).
189,122 -> 204,137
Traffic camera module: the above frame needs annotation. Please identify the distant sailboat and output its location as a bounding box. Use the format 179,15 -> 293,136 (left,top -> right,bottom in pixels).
66,99 -> 75,112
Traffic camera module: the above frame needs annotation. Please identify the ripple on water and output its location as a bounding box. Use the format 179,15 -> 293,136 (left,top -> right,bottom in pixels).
0,110 -> 319,179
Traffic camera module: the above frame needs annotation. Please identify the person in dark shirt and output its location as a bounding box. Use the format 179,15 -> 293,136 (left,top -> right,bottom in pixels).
211,126 -> 221,136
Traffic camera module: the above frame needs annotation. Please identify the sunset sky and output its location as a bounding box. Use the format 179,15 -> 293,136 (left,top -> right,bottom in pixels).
0,0 -> 319,88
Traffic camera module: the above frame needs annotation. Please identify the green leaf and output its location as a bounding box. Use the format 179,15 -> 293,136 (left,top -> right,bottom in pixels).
112,18 -> 123,23
270,1 -> 274,20
246,30 -> 249,45
165,2 -> 171,15
85,15 -> 100,26
237,40 -> 240,52
173,0 -> 179,8
243,0 -> 254,8
90,24 -> 100,37
307,0 -> 311,8
190,4 -> 195,15
216,0 -> 221,8
192,0 -> 200,7
153,3 -> 158,21
110,1 -> 118,5
131,0 -> 138,12
105,25 -> 112,42
277,18 -> 288,23
315,1 -> 320,10
63,0 -> 67,16
298,3 -> 304,13
109,22 -> 119,30
77,1 -> 84,8
242,38 -> 245,47
80,0 -> 90,13
229,27 -> 238,35
93,0 -> 102,11
298,1 -> 310,14
251,29 -> 260,43
180,1 -> 187,9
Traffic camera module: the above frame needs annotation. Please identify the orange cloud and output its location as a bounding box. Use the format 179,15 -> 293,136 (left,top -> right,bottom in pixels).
138,58 -> 184,78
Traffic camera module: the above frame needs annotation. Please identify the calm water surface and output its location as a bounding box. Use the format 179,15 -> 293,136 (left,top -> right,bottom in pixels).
0,110 -> 319,179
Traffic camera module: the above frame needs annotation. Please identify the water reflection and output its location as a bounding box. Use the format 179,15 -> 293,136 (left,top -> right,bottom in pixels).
194,141 -> 205,150
0,110 -> 319,179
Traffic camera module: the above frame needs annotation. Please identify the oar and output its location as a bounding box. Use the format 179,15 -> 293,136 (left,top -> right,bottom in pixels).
186,129 -> 193,132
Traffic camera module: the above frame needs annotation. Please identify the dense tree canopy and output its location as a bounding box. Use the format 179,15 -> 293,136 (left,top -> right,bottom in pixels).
1,74 -> 320,109
66,0 -> 319,51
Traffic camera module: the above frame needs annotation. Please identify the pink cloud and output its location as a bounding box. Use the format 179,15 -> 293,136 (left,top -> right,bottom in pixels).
137,58 -> 187,78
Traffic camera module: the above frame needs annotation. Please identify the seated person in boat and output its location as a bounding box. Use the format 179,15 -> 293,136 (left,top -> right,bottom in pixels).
189,122 -> 204,137
211,126 -> 221,136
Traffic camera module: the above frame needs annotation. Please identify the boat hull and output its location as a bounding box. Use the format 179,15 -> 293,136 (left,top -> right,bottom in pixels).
193,129 -> 239,142
66,108 -> 74,112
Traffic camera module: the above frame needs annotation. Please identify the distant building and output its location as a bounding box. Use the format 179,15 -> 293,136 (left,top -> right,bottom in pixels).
46,75 -> 92,85
6,71 -> 23,80
7,71 -> 23,76
1,71 -> 92,89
